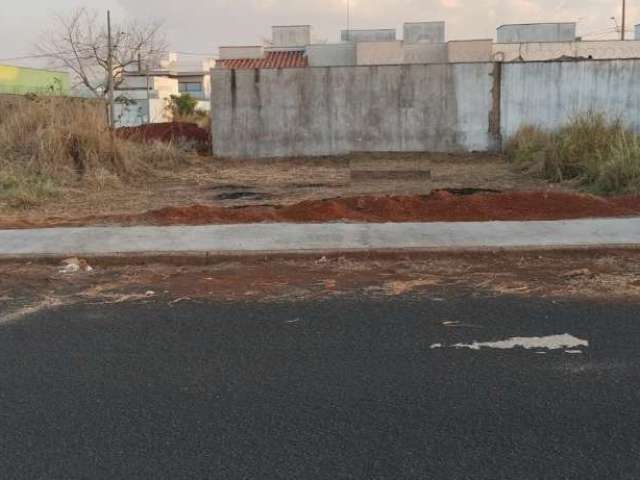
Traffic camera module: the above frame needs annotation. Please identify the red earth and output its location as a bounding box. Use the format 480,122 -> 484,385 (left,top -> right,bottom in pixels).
4,191 -> 640,229
75,190 -> 640,227
116,122 -> 210,153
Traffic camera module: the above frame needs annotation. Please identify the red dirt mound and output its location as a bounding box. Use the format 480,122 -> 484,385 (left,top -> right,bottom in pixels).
5,191 -> 640,229
116,122 -> 210,153
103,190 -> 640,226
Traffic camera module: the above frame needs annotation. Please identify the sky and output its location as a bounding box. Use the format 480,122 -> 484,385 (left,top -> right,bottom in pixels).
1,0 -> 638,68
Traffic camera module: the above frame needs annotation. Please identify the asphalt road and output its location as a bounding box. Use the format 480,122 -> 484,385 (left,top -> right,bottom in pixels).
1,294 -> 640,479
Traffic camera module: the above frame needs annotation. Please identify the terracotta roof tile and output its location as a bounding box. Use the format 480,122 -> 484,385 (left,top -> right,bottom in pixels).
219,51 -> 308,70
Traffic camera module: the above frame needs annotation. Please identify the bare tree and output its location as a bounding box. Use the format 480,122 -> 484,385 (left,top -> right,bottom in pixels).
36,8 -> 167,98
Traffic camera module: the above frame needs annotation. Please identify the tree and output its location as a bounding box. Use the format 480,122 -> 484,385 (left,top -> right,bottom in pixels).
167,94 -> 198,118
36,8 -> 167,99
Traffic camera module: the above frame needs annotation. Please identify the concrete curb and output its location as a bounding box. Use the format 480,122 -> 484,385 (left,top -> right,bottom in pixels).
1,218 -> 639,259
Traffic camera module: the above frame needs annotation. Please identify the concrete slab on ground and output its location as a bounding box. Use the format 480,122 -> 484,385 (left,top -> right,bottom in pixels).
0,218 -> 639,258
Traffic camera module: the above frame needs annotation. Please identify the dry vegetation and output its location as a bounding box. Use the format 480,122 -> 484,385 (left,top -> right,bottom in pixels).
506,112 -> 640,195
2,250 -> 640,321
0,95 -> 190,209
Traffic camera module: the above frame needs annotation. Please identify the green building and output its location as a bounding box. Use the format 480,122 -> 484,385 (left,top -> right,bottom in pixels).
0,64 -> 70,96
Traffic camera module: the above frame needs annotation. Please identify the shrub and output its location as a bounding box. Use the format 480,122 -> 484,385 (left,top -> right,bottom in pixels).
167,94 -> 198,117
595,130 -> 640,195
506,113 -> 640,195
504,125 -> 552,176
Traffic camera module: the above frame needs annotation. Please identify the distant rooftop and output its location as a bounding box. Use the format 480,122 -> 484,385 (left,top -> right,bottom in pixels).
218,51 -> 308,70
498,22 -> 576,28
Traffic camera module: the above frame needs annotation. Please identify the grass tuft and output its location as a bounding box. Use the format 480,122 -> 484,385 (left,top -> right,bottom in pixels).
505,112 -> 640,195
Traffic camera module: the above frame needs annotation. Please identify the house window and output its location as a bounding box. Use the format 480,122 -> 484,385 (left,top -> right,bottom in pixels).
179,82 -> 203,93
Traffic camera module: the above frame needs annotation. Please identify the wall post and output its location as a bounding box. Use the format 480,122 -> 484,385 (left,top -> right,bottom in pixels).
489,61 -> 503,152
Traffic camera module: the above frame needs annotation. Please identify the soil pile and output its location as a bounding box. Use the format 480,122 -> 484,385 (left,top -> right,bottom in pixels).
107,190 -> 640,226
117,122 -> 210,153
5,191 -> 640,229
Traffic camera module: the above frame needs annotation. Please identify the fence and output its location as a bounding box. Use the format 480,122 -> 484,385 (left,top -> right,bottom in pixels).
212,58 -> 640,158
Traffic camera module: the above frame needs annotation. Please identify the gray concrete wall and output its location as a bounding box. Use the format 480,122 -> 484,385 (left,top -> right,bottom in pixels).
307,44 -> 356,67
212,63 -> 493,158
212,58 -> 640,158
404,22 -> 445,44
501,59 -> 640,139
497,23 -> 576,43
636,25 -> 640,40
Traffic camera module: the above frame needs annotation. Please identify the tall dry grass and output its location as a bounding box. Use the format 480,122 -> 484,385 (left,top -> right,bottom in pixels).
506,112 -> 640,195
0,95 -> 188,208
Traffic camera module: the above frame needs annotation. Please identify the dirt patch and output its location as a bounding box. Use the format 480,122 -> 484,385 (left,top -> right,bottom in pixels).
214,191 -> 271,201
1,250 -> 639,320
7,191 -> 639,228
0,153 -> 560,226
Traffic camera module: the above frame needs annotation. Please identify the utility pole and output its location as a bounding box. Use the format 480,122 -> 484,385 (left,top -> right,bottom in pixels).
346,0 -> 351,41
137,52 -> 151,124
107,10 -> 116,128
145,62 -> 151,124
621,0 -> 627,40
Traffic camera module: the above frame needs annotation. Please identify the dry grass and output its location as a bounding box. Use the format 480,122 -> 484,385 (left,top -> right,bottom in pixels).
0,95 -> 190,209
506,112 -> 640,195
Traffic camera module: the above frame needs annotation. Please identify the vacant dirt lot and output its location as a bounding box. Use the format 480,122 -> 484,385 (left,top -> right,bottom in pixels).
0,152 -> 561,227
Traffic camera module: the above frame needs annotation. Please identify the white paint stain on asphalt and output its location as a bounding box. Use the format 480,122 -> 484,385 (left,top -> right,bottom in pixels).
431,334 -> 589,353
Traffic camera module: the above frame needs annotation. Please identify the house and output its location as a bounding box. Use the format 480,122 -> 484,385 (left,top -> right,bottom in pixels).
218,22 -> 493,68
217,26 -> 311,70
0,64 -> 70,96
492,22 -> 640,62
219,20 -> 640,70
114,54 -> 215,127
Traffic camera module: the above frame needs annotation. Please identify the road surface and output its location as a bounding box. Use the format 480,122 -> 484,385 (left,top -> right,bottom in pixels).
1,294 -> 639,479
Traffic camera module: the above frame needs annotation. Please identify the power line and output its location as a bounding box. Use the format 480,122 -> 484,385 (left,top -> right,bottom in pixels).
0,47 -> 219,64
580,28 -> 619,39
0,51 -> 91,62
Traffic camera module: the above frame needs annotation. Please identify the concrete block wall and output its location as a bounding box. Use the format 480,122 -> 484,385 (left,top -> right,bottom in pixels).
212,58 -> 640,158
212,63 -> 494,158
500,59 -> 640,139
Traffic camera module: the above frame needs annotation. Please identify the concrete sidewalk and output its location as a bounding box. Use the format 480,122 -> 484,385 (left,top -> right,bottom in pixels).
1,218 -> 639,258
